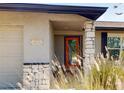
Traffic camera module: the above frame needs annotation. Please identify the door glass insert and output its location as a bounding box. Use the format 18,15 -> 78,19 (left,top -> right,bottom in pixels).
68,40 -> 77,65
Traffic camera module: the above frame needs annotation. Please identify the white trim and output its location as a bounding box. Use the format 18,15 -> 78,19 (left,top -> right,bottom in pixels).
108,33 -> 124,37
54,30 -> 84,35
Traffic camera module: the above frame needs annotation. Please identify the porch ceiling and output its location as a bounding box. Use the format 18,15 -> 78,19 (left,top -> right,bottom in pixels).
51,21 -> 84,31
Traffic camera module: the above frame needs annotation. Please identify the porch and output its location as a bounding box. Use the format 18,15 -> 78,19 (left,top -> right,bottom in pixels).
50,20 -> 96,74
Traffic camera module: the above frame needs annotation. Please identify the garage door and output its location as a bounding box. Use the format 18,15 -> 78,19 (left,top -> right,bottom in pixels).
0,25 -> 23,89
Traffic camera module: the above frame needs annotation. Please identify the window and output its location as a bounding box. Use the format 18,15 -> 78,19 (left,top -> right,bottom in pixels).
107,33 -> 124,60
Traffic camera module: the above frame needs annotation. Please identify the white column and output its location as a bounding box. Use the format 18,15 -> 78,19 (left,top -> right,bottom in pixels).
83,21 -> 95,75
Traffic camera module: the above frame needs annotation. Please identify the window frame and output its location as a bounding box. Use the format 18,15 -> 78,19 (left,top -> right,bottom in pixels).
107,33 -> 124,58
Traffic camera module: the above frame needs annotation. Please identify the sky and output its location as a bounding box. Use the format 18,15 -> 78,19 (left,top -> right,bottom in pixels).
96,3 -> 124,22
0,1 -> 124,22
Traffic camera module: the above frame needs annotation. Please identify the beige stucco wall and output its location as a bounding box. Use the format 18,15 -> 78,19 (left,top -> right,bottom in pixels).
23,13 -> 50,63
0,11 -> 87,63
0,11 -> 50,63
49,22 -> 54,61
95,31 -> 101,54
54,35 -> 64,64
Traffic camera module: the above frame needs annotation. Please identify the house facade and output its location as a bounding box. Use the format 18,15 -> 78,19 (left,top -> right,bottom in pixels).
0,3 -> 122,89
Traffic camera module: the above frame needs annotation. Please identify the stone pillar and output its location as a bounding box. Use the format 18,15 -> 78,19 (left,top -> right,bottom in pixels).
83,21 -> 95,75
23,63 -> 50,90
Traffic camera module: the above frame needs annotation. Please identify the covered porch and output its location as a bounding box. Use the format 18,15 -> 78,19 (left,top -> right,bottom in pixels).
50,19 -> 96,74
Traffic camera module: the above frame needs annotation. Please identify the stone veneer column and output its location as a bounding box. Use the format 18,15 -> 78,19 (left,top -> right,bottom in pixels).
23,63 -> 50,90
83,21 -> 95,75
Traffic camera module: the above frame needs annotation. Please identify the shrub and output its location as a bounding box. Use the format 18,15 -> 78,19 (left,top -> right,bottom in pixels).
51,51 -> 124,90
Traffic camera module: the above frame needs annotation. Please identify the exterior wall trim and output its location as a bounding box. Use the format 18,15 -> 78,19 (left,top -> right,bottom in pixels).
96,27 -> 124,31
24,63 -> 49,65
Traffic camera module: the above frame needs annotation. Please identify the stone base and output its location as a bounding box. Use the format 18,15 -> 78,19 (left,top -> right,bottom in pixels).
23,63 -> 49,90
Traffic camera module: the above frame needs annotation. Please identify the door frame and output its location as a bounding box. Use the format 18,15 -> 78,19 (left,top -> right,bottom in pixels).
64,35 -> 83,67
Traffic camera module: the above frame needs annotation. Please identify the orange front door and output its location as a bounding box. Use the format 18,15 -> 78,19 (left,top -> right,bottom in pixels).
64,36 -> 81,67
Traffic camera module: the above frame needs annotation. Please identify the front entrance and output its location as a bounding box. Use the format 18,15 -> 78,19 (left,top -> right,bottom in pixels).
64,36 -> 82,67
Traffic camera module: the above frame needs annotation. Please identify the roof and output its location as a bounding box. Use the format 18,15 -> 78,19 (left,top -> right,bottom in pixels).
0,3 -> 108,20
95,21 -> 124,30
95,21 -> 124,27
